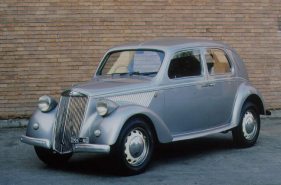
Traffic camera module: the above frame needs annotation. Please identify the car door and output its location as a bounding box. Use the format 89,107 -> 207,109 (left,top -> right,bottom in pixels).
163,49 -> 212,135
203,48 -> 238,127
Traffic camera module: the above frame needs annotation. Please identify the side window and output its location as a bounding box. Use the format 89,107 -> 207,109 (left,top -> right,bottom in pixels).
205,49 -> 231,75
168,50 -> 202,79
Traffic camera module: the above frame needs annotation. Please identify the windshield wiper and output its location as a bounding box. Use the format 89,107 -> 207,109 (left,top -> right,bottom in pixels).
140,72 -> 157,76
110,72 -> 129,77
110,71 -> 157,77
110,72 -> 139,76
128,72 -> 158,76
129,72 -> 141,76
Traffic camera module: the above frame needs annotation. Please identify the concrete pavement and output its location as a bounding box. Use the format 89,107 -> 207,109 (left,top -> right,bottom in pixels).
0,117 -> 281,185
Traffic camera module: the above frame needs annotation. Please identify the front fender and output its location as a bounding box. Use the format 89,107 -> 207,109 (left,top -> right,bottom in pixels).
91,105 -> 172,146
26,107 -> 57,142
231,82 -> 265,127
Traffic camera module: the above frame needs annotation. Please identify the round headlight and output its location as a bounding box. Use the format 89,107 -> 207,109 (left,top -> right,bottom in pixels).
96,99 -> 118,117
38,95 -> 57,113
96,102 -> 108,116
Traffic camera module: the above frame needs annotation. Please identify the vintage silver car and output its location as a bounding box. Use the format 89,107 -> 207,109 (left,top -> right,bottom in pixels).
21,39 -> 269,175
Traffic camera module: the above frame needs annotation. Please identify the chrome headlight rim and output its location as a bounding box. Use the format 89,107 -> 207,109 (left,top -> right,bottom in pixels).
96,99 -> 118,117
38,95 -> 57,113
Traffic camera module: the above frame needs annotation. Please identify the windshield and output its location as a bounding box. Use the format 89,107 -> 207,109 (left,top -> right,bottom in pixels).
98,50 -> 165,77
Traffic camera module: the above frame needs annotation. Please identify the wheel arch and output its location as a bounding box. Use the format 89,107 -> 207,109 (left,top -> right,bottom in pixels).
244,94 -> 265,115
122,113 -> 160,144
95,105 -> 172,146
231,82 -> 266,127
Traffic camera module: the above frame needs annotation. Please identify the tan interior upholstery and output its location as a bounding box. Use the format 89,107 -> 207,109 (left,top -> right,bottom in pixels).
211,51 -> 230,74
108,51 -> 134,74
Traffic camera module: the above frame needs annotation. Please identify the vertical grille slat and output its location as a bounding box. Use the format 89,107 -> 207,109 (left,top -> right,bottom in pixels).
53,94 -> 88,153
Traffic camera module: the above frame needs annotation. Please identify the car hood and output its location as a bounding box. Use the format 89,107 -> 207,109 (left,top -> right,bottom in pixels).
71,77 -> 154,97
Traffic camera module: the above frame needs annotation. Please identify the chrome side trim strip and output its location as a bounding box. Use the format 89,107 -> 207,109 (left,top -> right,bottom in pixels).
74,144 -> 110,154
20,135 -> 51,149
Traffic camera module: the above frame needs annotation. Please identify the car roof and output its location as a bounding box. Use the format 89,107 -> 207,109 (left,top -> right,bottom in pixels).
108,38 -> 232,52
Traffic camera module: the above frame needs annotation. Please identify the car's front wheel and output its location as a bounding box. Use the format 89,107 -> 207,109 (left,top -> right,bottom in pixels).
111,118 -> 154,175
232,102 -> 260,147
34,146 -> 72,167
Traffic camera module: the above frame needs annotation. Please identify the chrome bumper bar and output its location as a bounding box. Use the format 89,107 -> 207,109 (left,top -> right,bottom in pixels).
20,135 -> 110,154
74,144 -> 110,154
20,135 -> 51,149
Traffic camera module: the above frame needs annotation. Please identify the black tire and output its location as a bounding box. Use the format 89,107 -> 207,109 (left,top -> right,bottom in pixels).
111,118 -> 155,175
34,147 -> 72,167
232,102 -> 260,148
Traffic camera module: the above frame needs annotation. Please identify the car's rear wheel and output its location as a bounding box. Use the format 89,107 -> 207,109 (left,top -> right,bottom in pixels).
232,102 -> 260,147
111,118 -> 154,175
34,146 -> 72,167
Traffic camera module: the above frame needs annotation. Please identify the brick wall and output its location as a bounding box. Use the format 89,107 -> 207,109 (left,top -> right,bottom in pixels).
1,0 -> 281,119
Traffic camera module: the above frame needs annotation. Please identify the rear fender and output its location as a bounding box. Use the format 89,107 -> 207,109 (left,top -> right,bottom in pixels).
231,82 -> 265,127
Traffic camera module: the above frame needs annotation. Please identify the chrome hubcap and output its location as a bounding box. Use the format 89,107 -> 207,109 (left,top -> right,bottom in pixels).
242,111 -> 257,140
124,128 -> 149,167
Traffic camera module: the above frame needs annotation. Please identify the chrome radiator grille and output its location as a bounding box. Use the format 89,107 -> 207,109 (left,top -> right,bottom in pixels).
53,94 -> 88,153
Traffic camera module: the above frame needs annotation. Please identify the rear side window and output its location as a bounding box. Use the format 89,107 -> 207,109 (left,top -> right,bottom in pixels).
168,50 -> 202,79
205,49 -> 231,75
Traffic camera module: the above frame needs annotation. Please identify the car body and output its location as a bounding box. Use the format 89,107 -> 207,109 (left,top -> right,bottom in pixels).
21,38 -> 269,174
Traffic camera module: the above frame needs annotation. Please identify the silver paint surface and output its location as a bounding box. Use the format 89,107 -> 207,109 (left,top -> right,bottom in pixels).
107,91 -> 156,107
23,38 -> 266,154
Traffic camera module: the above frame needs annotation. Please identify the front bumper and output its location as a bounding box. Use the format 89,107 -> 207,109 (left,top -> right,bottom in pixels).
21,135 -> 51,149
74,144 -> 110,153
20,135 -> 110,154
